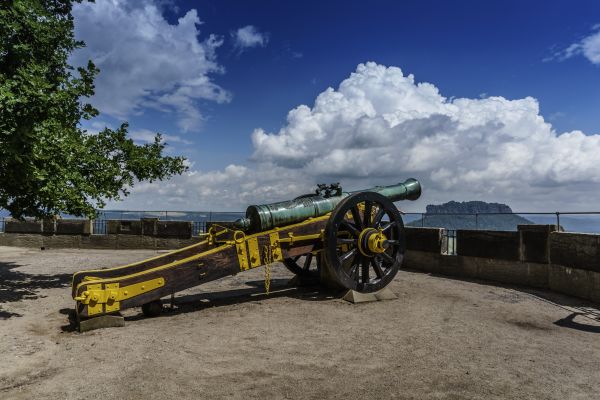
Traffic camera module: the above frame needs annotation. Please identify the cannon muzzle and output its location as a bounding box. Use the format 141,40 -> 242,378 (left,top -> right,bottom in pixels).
357,178 -> 421,202
235,178 -> 421,232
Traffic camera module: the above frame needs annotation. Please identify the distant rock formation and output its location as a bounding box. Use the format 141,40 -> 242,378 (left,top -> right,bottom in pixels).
425,200 -> 513,214
407,201 -> 533,231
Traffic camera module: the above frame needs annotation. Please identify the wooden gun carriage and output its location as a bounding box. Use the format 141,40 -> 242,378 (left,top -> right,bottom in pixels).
71,178 -> 421,328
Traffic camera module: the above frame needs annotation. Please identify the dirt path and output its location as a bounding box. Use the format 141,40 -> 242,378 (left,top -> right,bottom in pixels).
0,246 -> 599,399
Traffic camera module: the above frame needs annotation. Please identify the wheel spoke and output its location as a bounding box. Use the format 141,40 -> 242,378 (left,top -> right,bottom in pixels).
340,220 -> 360,237
303,253 -> 313,271
373,208 -> 386,227
349,264 -> 359,282
383,239 -> 400,247
361,257 -> 370,283
363,201 -> 373,227
379,251 -> 395,264
339,248 -> 357,264
372,259 -> 384,278
350,206 -> 363,230
382,220 -> 397,233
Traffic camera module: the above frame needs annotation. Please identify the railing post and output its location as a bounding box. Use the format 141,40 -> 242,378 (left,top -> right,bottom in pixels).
556,212 -> 560,231
475,213 -> 479,230
421,213 -> 424,227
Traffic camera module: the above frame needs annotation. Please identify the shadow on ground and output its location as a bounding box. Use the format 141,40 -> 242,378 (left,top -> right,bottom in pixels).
125,278 -> 342,322
554,313 -> 600,333
403,268 -> 600,334
0,260 -> 71,319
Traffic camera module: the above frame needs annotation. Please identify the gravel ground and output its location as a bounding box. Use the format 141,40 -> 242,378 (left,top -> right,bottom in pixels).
0,245 -> 599,400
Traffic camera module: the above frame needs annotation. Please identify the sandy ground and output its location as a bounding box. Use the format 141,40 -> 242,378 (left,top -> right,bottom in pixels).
0,246 -> 600,400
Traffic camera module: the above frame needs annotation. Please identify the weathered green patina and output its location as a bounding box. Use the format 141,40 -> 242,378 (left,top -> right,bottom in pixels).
236,178 -> 421,232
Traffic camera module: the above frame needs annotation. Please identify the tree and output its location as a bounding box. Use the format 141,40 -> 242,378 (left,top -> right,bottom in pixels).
0,0 -> 187,219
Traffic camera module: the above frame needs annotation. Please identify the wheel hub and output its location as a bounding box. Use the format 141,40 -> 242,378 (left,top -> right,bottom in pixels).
358,228 -> 388,256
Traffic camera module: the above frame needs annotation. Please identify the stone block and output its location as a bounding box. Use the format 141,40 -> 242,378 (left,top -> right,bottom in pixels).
519,224 -> 556,264
548,264 -> 594,301
5,219 -> 42,234
549,232 -> 600,273
107,220 -> 142,235
156,221 -> 191,238
80,235 -> 118,249
42,235 -> 80,248
79,314 -> 125,332
142,218 -> 158,236
343,287 -> 397,303
116,234 -> 144,249
457,230 -> 519,261
56,219 -> 91,235
405,227 -> 444,253
42,218 -> 56,234
0,233 -> 43,247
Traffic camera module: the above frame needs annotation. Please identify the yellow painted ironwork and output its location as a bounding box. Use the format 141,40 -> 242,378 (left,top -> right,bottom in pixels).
72,213 -> 331,317
277,231 -> 323,245
357,228 -> 388,256
104,283 -> 120,313
71,239 -> 209,285
85,284 -> 103,316
235,230 -> 250,271
248,237 -> 261,268
367,230 -> 388,254
269,233 -> 283,261
75,278 -> 165,316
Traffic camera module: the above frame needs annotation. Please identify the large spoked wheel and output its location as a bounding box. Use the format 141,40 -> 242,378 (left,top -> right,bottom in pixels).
283,252 -> 322,278
324,191 -> 405,293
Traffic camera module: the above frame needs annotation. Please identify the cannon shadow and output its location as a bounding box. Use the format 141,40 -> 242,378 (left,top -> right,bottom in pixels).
124,278 -> 342,321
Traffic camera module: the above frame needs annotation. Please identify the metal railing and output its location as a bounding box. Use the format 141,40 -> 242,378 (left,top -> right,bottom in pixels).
2,210 -> 600,238
191,221 -> 206,237
402,211 -> 600,234
444,230 -> 457,255
92,219 -> 107,235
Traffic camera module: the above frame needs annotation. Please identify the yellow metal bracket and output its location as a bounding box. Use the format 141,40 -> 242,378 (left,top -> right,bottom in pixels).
248,237 -> 261,268
234,231 -> 250,271
269,233 -> 283,261
75,277 -> 165,316
277,230 -> 323,245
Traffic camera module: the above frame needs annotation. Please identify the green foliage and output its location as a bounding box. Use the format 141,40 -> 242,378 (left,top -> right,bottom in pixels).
0,0 -> 187,219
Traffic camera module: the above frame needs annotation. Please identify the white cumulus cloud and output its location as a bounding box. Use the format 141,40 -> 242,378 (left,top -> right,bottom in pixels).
72,0 -> 231,132
113,62 -> 600,212
232,25 -> 269,51
548,25 -> 600,65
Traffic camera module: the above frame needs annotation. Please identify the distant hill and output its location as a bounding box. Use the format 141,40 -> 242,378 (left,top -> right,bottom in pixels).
407,201 -> 533,231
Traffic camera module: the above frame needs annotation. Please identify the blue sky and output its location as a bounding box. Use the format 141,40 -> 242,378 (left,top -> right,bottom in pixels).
72,0 -> 600,211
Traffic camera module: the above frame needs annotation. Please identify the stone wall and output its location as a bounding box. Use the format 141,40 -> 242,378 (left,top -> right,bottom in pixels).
2,218 -> 599,303
0,218 -> 201,250
403,225 -> 600,303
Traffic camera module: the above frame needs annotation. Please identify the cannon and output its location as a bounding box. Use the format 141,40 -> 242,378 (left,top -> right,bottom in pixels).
70,178 -> 421,329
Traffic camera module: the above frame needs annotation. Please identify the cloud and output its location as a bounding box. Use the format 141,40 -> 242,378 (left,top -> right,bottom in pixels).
129,129 -> 192,145
232,25 -> 269,51
112,62 -> 600,212
546,25 -> 600,64
71,0 -> 231,132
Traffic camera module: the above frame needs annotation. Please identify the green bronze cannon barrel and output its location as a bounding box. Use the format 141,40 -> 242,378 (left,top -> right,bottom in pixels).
235,178 -> 421,232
